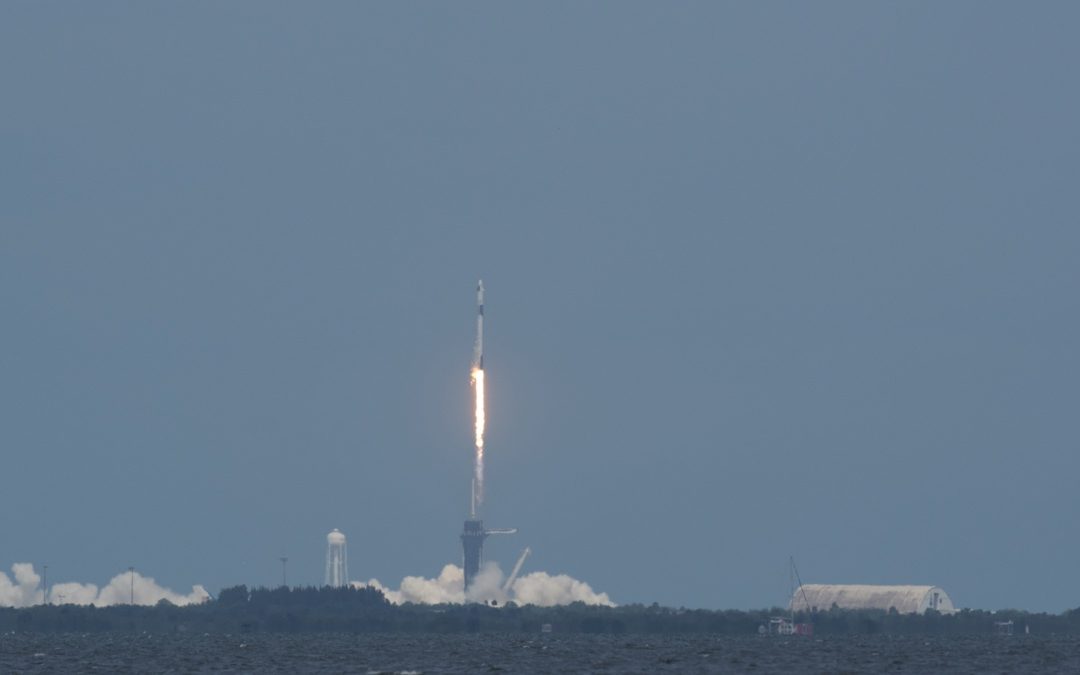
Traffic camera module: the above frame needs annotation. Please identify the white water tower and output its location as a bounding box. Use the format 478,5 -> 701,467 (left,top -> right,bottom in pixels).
325,528 -> 349,588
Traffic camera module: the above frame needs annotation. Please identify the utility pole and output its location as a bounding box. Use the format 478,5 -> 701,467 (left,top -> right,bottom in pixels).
129,566 -> 135,605
279,557 -> 288,588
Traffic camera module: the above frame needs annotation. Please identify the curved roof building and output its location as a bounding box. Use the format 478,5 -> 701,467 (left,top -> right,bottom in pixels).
791,584 -> 955,615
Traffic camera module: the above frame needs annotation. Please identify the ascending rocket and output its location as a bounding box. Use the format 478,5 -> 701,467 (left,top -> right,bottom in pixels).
475,280 -> 484,369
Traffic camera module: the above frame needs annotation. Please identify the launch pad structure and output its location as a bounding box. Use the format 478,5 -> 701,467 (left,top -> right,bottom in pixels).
461,281 -> 516,594
462,515 -> 517,592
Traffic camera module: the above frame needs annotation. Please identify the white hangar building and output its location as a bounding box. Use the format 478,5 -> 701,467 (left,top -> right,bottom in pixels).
791,584 -> 955,615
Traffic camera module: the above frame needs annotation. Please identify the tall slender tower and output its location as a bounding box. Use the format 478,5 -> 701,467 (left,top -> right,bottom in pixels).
325,529 -> 349,588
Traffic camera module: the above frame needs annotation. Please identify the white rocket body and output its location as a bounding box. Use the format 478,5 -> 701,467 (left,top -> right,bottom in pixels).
475,280 -> 484,368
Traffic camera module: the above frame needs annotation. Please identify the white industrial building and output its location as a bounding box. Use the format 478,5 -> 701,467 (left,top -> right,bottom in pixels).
791,584 -> 955,615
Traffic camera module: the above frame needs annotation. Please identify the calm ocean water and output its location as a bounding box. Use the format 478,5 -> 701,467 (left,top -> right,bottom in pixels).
2,633 -> 1079,673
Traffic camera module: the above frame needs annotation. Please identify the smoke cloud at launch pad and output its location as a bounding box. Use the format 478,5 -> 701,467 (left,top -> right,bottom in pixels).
357,561 -> 614,607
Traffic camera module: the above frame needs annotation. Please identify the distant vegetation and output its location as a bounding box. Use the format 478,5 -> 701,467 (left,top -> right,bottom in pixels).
3,585 -> 1080,635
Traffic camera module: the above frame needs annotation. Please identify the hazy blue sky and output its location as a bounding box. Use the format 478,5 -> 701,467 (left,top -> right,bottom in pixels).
2,2 -> 1077,611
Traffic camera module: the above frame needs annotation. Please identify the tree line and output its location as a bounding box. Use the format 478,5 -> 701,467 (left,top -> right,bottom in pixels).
3,585 -> 1080,635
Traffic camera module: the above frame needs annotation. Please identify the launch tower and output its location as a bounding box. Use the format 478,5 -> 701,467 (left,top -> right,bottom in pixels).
461,512 -> 516,592
461,518 -> 487,590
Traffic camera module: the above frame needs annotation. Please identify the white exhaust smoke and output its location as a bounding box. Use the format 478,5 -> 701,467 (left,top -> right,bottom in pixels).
355,562 -> 614,607
0,563 -> 209,607
0,564 -> 44,607
511,571 -> 614,607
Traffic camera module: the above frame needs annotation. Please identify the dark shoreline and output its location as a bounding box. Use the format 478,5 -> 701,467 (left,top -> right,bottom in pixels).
3,585 -> 1080,635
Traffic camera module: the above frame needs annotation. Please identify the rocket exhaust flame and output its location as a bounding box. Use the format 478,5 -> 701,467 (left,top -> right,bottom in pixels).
471,366 -> 485,515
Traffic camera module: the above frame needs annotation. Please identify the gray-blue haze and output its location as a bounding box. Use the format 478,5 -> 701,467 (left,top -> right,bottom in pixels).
1,3 -> 1077,612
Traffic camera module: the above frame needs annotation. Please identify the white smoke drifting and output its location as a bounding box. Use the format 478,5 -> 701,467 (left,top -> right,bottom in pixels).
512,571 -> 615,607
0,564 -> 43,608
356,562 -> 614,607
0,563 -> 209,607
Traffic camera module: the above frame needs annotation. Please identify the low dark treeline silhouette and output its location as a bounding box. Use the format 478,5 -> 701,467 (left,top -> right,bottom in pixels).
3,585 -> 1080,635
